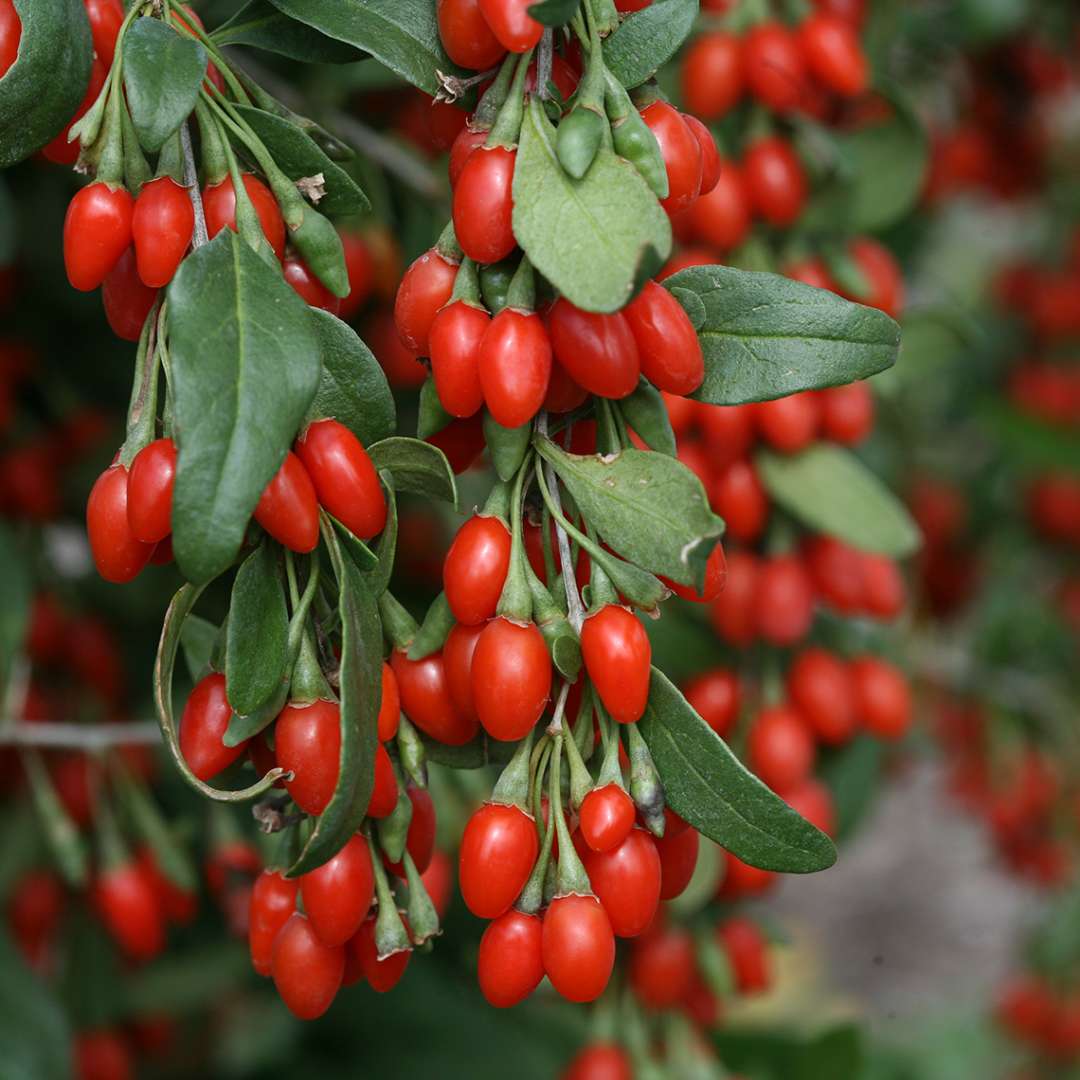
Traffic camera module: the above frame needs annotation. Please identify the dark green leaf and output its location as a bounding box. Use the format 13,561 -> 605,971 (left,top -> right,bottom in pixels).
0,523 -> 31,690
0,0 -> 92,167
213,0 -> 368,62
668,284 -> 706,330
365,471 -> 397,596
638,669 -> 836,873
368,436 -> 457,506
265,0 -> 465,95
330,515 -> 379,571
757,444 -> 921,557
527,0 -> 580,26
233,104 -> 369,217
167,231 -> 320,585
225,541 -> 288,716
513,98 -> 671,314
602,0 -> 699,89
665,265 -> 901,405
536,437 -> 722,587
617,380 -> 676,456
180,615 -> 218,683
288,525 -> 381,876
307,309 -> 395,445
122,17 -> 207,153
407,592 -> 454,660
0,932 -> 71,1080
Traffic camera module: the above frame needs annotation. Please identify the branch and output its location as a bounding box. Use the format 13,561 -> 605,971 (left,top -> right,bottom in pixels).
0,722 -> 162,751
181,118 -> 209,248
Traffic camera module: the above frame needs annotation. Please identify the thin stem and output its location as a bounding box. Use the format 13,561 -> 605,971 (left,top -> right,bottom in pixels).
537,29 -> 554,100
0,722 -> 161,749
547,679 -> 571,737
181,120 -> 209,248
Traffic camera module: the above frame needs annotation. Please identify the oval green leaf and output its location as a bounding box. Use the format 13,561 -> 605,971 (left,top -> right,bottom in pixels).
167,230 -> 320,585
368,436 -> 458,507
664,264 -> 901,405
757,444 -> 921,558
638,669 -> 837,874
213,0 -> 368,62
602,0 -> 699,89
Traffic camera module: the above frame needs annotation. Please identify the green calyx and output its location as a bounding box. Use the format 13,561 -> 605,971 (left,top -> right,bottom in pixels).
290,206 -> 350,298
504,256 -> 537,313
434,219 -> 463,264
605,72 -> 668,199
449,257 -> 484,308
491,726 -> 536,811
379,591 -> 419,651
473,51 -> 520,132
626,719 -> 665,837
403,851 -> 441,947
368,832 -> 412,960
551,736 -> 593,897
376,767 -> 412,864
486,48 -> 534,150
495,456 -> 535,624
396,714 -> 428,789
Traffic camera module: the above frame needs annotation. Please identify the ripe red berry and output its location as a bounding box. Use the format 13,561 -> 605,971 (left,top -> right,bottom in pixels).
682,114 -> 721,195
803,534 -> 865,613
443,622 -> 484,723
640,100 -> 703,215
846,237 -> 904,318
819,381 -> 875,444
784,776 -> 836,836
437,0 -> 506,69
542,894 -> 615,1003
477,0 -> 543,53
283,255 -> 341,315
84,0 -> 124,66
254,451 -> 319,553
471,617 -> 552,741
787,648 -> 857,745
580,826 -> 662,937
367,743 -> 398,819
443,514 -> 512,626
377,661 -> 401,742
64,183 -> 135,291
391,647 -> 478,746
743,21 -> 806,112
271,912 -> 344,1020
561,1044 -> 634,1080
132,177 -> 195,288
656,824 -> 699,900
385,786 -> 438,877
850,655 -> 911,739
663,541 -> 726,603
0,0 -> 21,79
274,698 -> 341,815
338,230 -> 374,320
683,667 -> 741,738
681,32 -> 743,120
295,418 -> 386,540
346,914 -> 411,992
459,802 -> 539,919
394,246 -> 459,355
102,247 -> 158,342
860,552 -> 905,619
93,860 -> 165,962
248,869 -> 298,977
629,925 -> 696,1009
755,390 -> 821,452
747,705 -> 815,793
86,464 -> 155,583
126,438 -> 176,545
622,280 -> 704,396
717,916 -> 771,993
75,1030 -> 134,1080
478,307 -> 552,429
300,834 -> 374,948
478,908 -> 544,1007
202,173 -> 285,260
709,547 -> 759,646
453,145 -> 518,264
179,672 -> 250,782
430,299 -> 489,417
755,554 -> 815,646
547,298 -> 641,400
798,12 -> 868,97
710,458 -> 768,543
581,605 -> 652,725
580,784 -> 636,854
719,849 -> 777,900
743,136 -> 807,226
685,159 -> 751,250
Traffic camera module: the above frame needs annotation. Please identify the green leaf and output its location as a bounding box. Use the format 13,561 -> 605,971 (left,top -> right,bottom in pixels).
638,670 -> 836,873
0,932 -> 71,1080
122,17 -> 207,153
535,437 -> 721,588
512,97 -> 671,314
368,436 -> 457,507
527,0 -> 580,25
407,592 -> 454,661
417,377 -> 452,439
757,444 -> 921,557
288,524 -> 382,876
602,0 -> 699,89
668,285 -> 706,331
265,0 -> 465,96
233,104 -> 369,218
167,230 -> 320,585
977,398 -> 1080,471
307,309 -> 395,445
0,0 -> 92,168
180,615 -> 218,683
225,541 -> 288,716
213,0 -> 368,62
330,515 -> 379,572
819,736 -> 884,844
617,380 -> 676,456
665,265 -> 901,405
483,413 -> 531,481
0,523 -> 31,691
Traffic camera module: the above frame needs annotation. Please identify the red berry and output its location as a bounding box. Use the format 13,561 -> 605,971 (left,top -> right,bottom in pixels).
623,280 -> 705,396
548,298 -> 641,400
0,0 -> 21,79
850,656 -> 910,739
798,12 -> 868,97
377,661 -> 401,742
386,786 -> 438,877
271,912 -> 344,1019
580,784 -> 636,854
682,32 -> 743,120
747,705 -> 815,793
84,0 -> 124,66
803,534 -> 865,613
449,124 -> 489,188
366,743 -> 398,819
783,777 -> 836,836
283,255 -> 341,314
478,909 -> 544,1007
437,0 -> 506,69
102,247 -> 158,342
274,698 -> 341,814
75,1030 -> 133,1080
459,802 -> 539,919
846,237 -> 904,318
743,21 -> 806,112
709,548 -> 759,646
699,402 -> 754,466
179,672 -> 250,782
86,464 -> 154,583
477,0 -> 542,53
629,925 -> 695,1009
430,299 -> 489,417
743,136 -> 807,226
443,514 -> 512,626
300,834 -> 374,948
202,174 -> 285,260
717,916 -> 771,993
391,647 -> 478,746
337,230 -> 374,320
471,617 -> 552,741
710,458 -> 768,543
683,667 -> 741,738
254,451 -> 319,553
819,381 -> 874,444
719,849 -> 777,900
394,246 -> 459,355
580,826 -> 661,937
443,622 -> 484,723
685,159 -> 751,250
641,100 -> 703,215
561,1044 -> 634,1080
542,894 -> 615,1003
663,541 -> 727,603
656,825 -> 699,900
126,437 -> 176,545
478,307 -> 552,428
860,553 -> 905,619
346,914 -> 411,992
248,870 -> 298,977
93,860 -> 165,962
683,114 -> 721,196
64,183 -> 134,291
755,554 -> 814,645
787,648 -> 856,745
581,605 -> 652,725
132,177 -> 194,288
453,145 -> 517,263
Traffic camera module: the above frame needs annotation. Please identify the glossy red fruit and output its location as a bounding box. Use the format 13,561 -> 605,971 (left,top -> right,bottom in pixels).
798,12 -> 868,96
623,280 -> 704,395
756,554 -> 815,645
126,438 -> 176,544
850,656 -> 910,739
784,777 -> 836,836
803,534 -> 865,613
437,0 -> 506,69
698,402 -> 753,464
710,458 -> 768,543
453,145 -> 517,264
0,0 -> 21,79
860,553 -> 905,619
84,0 -> 124,65
545,359 -> 589,413
718,916 -> 771,993
283,255 -> 341,314
86,464 -> 154,583
786,256 -> 836,290
547,298 -> 640,400
248,870 -> 299,977
394,247 -> 459,355
630,925 -> 695,1009
580,827 -> 661,937
179,672 -> 249,781
719,848 -> 777,899
296,418 -> 386,539
274,699 -> 341,815
443,514 -> 512,625
75,1030 -> 134,1080
682,114 -> 721,195
478,307 -> 552,428
386,786 -> 437,877
787,648 -> 856,745
819,381 -> 874,444
581,606 -> 651,726
472,618 -> 552,741
430,299 -> 489,417
580,785 -> 636,854
682,32 -> 743,120
449,124 -> 489,188
683,668 -> 741,738
272,912 -> 344,1019
743,21 -> 806,112
640,101 -> 703,215
102,247 -> 158,342
300,835 -> 374,948
459,802 -> 539,918
443,621 -> 484,723
132,177 -> 194,288
656,825 -> 699,900
478,909 -> 544,1007
347,915 -> 411,991
377,661 -> 401,742
663,541 -> 726,603
64,183 -> 134,291
93,861 -> 165,962
367,743 -> 398,819
561,1044 -> 634,1080
996,975 -> 1055,1044
202,174 -> 285,260
391,647 -> 477,745
543,894 -> 615,1003
337,230 -> 374,320
743,137 -> 807,226
686,160 -> 751,250
477,0 -> 542,53
748,705 -> 815,792
846,237 -> 904,318
709,548 -> 759,646
254,451 -> 319,553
